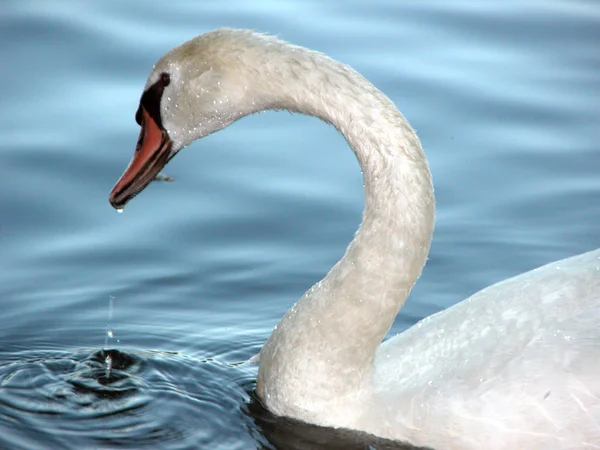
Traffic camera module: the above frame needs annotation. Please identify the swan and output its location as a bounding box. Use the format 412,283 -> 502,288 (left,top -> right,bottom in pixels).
108,28 -> 600,449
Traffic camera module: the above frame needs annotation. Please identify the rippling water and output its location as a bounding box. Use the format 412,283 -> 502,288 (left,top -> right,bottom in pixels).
1,1 -> 599,448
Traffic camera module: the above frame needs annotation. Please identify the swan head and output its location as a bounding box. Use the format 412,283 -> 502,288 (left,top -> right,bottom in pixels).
109,29 -> 267,209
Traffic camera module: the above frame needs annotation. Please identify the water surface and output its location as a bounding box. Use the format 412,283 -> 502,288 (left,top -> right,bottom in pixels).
1,1 -> 599,448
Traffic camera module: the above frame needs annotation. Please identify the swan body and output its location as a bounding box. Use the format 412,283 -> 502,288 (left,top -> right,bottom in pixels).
109,29 -> 600,449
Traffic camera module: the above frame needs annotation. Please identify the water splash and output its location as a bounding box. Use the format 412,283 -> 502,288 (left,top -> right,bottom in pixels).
105,353 -> 113,379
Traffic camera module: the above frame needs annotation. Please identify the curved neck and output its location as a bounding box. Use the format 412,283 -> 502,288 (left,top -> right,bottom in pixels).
246,46 -> 435,419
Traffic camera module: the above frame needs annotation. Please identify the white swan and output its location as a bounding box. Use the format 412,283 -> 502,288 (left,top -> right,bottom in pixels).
109,29 -> 600,449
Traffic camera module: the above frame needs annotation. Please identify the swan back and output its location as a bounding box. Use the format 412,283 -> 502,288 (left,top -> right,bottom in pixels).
374,249 -> 600,447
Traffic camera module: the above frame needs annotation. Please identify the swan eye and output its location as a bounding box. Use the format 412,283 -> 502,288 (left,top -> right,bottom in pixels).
135,72 -> 170,130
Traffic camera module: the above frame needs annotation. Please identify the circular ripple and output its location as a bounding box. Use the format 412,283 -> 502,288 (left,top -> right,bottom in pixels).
0,347 -> 258,449
1,349 -> 146,411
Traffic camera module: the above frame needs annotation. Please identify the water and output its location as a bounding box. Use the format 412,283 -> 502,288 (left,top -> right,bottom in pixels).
1,1 -> 599,448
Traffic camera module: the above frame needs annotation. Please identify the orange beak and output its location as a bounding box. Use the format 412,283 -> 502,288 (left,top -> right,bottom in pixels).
109,107 -> 172,209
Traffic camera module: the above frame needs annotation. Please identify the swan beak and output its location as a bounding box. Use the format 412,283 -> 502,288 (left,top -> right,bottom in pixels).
109,108 -> 173,209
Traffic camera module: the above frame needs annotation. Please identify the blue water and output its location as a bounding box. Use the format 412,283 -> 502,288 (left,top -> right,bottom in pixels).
1,1 -> 599,448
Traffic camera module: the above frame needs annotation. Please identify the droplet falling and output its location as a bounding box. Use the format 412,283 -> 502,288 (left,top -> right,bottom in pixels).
116,208 -> 124,214
103,296 -> 116,350
108,295 -> 114,321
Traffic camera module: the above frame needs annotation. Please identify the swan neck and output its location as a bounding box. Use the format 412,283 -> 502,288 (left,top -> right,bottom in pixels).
252,48 -> 435,420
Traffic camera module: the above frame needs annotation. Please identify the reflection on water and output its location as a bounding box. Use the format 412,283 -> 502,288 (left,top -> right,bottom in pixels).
1,0 -> 599,448
245,392 -> 432,450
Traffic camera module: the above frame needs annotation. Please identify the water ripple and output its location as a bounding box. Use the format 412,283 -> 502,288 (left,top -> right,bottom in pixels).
0,348 -> 257,449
